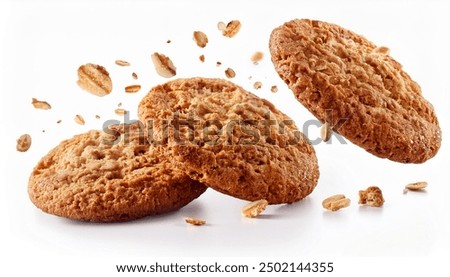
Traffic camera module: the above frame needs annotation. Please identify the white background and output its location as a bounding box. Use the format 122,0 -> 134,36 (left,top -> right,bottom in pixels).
1,0 -> 449,274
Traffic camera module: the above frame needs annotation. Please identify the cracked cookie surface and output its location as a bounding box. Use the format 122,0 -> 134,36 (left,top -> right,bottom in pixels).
28,123 -> 206,222
270,19 -> 441,163
138,78 -> 319,204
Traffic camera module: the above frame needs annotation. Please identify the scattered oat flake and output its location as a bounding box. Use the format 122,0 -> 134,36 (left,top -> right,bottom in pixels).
405,181 -> 428,192
217,21 -> 226,31
359,186 -> 384,207
115,108 -> 127,116
193,31 -> 208,48
270,85 -> 278,93
77,63 -> 112,97
374,46 -> 390,55
225,68 -> 236,78
242,199 -> 268,218
115,60 -> 130,66
199,54 -> 205,63
222,20 -> 241,38
125,85 -> 141,93
132,72 -> 138,80
151,52 -> 177,78
321,121 -> 332,142
16,134 -> 31,152
32,98 -> 51,110
322,194 -> 351,211
74,114 -> 85,125
253,81 -> 262,89
118,102 -> 122,107
251,51 -> 264,64
185,217 -> 206,226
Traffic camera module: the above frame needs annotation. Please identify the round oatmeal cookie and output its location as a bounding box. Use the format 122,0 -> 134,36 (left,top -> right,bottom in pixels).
269,19 -> 441,163
138,78 -> 319,204
28,123 -> 206,222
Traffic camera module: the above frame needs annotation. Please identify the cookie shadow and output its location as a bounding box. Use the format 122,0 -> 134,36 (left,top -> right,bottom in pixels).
60,201 -> 206,227
404,190 -> 428,195
271,197 -> 314,219
358,205 -> 384,214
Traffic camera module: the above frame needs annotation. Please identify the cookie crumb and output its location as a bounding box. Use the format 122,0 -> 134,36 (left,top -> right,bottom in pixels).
74,114 -> 85,125
125,85 -> 141,93
32,98 -> 51,110
115,60 -> 130,66
320,121 -> 332,142
95,115 -> 101,119
405,181 -> 428,192
56,119 -> 62,124
222,20 -> 241,38
359,186 -> 384,207
251,51 -> 264,64
199,55 -> 205,63
77,63 -> 112,97
151,52 -> 176,78
241,199 -> 268,218
270,85 -> 278,93
225,68 -> 236,78
115,108 -> 127,116
118,102 -> 122,107
193,31 -> 208,48
16,134 -> 32,152
166,39 -> 171,44
322,194 -> 351,211
185,217 -> 206,226
216,61 -> 222,67
253,81 -> 262,89
132,72 -> 138,80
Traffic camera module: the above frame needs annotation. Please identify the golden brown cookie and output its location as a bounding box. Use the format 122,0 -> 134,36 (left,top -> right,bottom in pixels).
269,19 -> 441,163
138,78 -> 319,204
28,123 -> 206,222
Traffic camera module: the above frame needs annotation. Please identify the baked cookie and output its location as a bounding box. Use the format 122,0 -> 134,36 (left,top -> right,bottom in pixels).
270,19 -> 441,163
28,123 -> 206,222
138,78 -> 319,204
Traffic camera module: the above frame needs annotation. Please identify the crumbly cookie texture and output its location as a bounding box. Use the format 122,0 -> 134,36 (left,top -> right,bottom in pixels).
138,78 -> 319,204
269,19 -> 441,163
358,186 -> 384,207
28,123 -> 206,222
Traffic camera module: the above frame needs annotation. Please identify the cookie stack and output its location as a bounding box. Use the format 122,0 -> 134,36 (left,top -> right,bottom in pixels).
29,78 -> 320,222
29,19 -> 441,222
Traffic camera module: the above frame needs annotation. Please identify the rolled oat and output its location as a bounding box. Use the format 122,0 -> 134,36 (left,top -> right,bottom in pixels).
16,134 -> 32,152
185,217 -> 206,226
151,52 -> 176,78
241,199 -> 268,218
